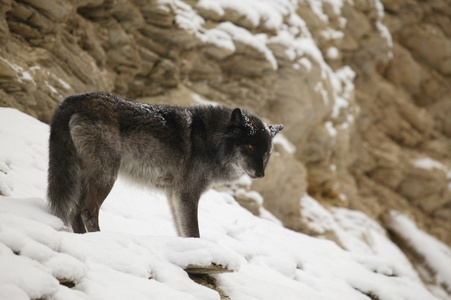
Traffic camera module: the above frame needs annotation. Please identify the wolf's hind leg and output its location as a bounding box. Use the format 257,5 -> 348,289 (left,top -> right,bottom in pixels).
69,114 -> 121,232
71,211 -> 87,234
80,172 -> 117,232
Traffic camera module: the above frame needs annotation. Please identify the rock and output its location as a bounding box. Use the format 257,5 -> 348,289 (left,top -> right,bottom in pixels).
397,165 -> 448,200
345,8 -> 372,39
252,141 -> 308,232
58,278 -> 75,288
184,263 -> 234,275
233,191 -> 261,217
400,23 -> 451,76
21,0 -> 71,22
429,99 -> 451,138
351,0 -> 451,249
384,44 -> 422,95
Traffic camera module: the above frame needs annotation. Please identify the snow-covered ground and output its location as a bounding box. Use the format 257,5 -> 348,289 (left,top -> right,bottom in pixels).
1,107 -> 451,300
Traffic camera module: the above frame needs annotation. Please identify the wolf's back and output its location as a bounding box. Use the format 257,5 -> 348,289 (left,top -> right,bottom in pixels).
47,97 -> 82,226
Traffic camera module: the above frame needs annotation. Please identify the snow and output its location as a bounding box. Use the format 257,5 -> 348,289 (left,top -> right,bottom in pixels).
297,57 -> 313,71
269,25 -> 355,119
414,157 -> 446,171
377,21 -> 393,49
0,108 -> 49,198
273,133 -> 296,154
0,108 -> 451,300
326,46 -> 339,59
170,0 -> 205,33
323,0 -> 345,16
197,0 -> 286,30
0,0 -> 447,298
304,0 -> 330,23
300,195 -> 438,286
57,78 -> 72,90
0,107 -> 449,299
176,0 -> 360,125
200,27 -> 236,53
0,2 -> 444,294
195,0 -> 300,68
215,22 -> 278,70
321,28 -> 344,40
0,57 -> 36,86
389,211 -> 451,294
315,81 -> 330,105
191,0 -> 389,125
45,81 -> 58,94
325,121 -> 337,137
332,66 -> 355,118
330,164 -> 337,172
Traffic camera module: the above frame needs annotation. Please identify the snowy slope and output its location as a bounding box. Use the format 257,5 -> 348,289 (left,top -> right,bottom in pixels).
1,107 -> 450,300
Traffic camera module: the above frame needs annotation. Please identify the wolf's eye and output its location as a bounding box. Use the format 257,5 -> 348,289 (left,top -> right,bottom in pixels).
248,145 -> 253,150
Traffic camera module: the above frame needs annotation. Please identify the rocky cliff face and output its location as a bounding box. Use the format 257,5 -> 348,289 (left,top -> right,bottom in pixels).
1,0 -> 450,294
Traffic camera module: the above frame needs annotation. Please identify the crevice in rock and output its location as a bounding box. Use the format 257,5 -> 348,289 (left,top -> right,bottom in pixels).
354,288 -> 381,300
58,278 -> 76,289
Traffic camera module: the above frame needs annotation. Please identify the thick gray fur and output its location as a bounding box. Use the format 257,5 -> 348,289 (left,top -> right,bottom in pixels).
47,92 -> 283,237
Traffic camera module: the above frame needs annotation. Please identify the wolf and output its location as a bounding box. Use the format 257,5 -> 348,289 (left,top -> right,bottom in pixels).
47,92 -> 283,237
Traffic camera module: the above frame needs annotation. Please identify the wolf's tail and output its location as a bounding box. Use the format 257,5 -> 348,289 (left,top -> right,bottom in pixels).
47,108 -> 81,226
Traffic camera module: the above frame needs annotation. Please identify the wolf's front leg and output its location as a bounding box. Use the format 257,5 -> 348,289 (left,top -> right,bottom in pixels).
174,192 -> 200,238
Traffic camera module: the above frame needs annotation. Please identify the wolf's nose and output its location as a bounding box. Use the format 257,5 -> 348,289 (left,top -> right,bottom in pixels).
255,171 -> 264,179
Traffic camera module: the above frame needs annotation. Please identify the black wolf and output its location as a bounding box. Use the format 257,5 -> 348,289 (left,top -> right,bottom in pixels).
47,92 -> 283,237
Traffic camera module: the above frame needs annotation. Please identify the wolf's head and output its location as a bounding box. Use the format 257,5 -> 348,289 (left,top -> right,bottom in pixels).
228,108 -> 283,179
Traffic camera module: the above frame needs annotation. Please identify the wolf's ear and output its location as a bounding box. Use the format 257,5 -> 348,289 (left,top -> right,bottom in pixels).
268,124 -> 283,137
230,108 -> 243,126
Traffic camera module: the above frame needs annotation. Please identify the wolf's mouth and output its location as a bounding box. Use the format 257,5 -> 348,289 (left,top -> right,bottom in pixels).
244,168 -> 264,180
